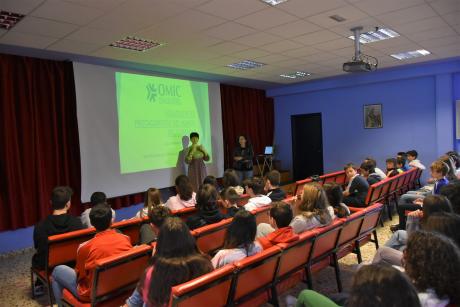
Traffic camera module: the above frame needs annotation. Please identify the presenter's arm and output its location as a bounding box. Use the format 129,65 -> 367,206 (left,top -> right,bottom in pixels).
233,147 -> 243,161
185,146 -> 195,164
199,145 -> 210,161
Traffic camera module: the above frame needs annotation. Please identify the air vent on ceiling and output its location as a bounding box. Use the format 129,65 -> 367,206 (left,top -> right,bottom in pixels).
227,60 -> 266,70
329,15 -> 346,22
0,10 -> 25,30
110,37 -> 163,52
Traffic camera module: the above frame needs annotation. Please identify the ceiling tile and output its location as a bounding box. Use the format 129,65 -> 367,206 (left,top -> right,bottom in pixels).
206,41 -> 250,55
265,20 -> 322,38
230,48 -> 271,59
253,53 -> 291,64
350,0 -> 425,15
306,5 -> 370,28
314,37 -> 353,51
196,0 -> 266,20
302,52 -> 340,63
10,16 -> 79,38
232,31 -> 280,47
429,42 -> 460,57
442,11 -> 460,26
235,7 -> 298,30
276,0 -> 347,18
169,0 -> 217,7
429,0 -> 460,15
66,27 -> 127,44
327,17 -> 383,37
31,0 -> 105,25
0,31 -> 58,48
293,30 -> 342,45
408,26 -> 458,42
205,22 -> 257,40
259,39 -> 304,53
46,38 -> 102,54
61,0 -> 126,10
0,0 -> 45,15
394,16 -> 449,35
282,45 -> 321,57
376,4 -> 438,26
418,35 -> 460,49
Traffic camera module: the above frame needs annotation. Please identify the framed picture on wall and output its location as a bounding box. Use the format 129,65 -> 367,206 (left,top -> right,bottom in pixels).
364,104 -> 383,129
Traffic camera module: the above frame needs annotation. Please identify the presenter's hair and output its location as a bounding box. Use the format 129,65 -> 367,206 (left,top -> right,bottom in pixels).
51,186 -> 73,210
190,132 -> 199,139
89,204 -> 112,231
175,175 -> 193,201
90,191 -> 107,207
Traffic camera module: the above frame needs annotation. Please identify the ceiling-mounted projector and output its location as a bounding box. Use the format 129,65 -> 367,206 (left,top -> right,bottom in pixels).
343,26 -> 378,73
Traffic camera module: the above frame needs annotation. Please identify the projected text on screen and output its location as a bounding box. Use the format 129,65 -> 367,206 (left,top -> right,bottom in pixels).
116,72 -> 212,174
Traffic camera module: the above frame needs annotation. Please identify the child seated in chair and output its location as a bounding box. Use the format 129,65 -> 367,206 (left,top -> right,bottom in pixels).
243,177 -> 272,211
386,158 -> 401,178
256,201 -> 299,249
343,163 -> 369,207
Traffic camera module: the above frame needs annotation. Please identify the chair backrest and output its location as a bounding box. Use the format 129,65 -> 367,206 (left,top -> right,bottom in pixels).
236,194 -> 250,207
380,179 -> 392,200
294,178 -> 313,196
92,245 -> 152,304
276,230 -> 316,279
252,206 -> 271,224
310,219 -> 344,261
320,170 -> 346,185
171,207 -> 198,221
388,175 -> 400,194
47,228 -> 96,269
169,264 -> 235,307
336,211 -> 365,247
231,246 -> 282,304
359,203 -> 384,237
192,218 -> 232,254
112,218 -> 144,245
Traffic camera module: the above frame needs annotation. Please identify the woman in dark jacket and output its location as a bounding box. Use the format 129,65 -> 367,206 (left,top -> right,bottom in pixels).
233,135 -> 254,181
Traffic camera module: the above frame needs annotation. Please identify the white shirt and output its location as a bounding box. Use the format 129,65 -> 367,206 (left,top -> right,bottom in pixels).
409,159 -> 426,170
243,195 -> 272,211
375,167 -> 387,179
211,241 -> 262,268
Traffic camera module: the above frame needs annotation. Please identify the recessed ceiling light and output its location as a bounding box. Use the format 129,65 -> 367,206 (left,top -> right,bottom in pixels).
0,10 -> 25,30
260,0 -> 290,6
391,49 -> 431,60
330,15 -> 346,22
280,71 -> 311,79
110,37 -> 163,52
227,60 -> 266,70
348,28 -> 400,44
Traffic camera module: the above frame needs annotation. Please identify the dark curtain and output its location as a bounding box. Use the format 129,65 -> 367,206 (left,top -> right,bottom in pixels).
0,54 -> 143,231
220,84 -> 274,169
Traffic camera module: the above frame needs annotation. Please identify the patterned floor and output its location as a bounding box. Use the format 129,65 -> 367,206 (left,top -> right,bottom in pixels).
0,218 -> 393,307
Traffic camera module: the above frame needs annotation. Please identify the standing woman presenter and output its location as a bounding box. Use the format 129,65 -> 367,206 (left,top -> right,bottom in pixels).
185,132 -> 209,191
233,135 -> 254,181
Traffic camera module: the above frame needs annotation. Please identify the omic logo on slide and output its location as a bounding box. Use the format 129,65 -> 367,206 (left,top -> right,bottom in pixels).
146,83 -> 182,103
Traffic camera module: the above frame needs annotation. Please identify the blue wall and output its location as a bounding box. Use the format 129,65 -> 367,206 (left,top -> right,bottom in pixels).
267,58 -> 460,178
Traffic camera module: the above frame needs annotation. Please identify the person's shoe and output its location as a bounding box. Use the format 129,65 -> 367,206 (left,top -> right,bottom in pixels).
33,284 -> 45,296
390,224 -> 400,232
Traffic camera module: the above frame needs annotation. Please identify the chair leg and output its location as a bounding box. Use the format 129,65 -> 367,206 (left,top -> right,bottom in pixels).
305,267 -> 313,289
355,244 -> 363,263
373,230 -> 379,250
47,280 -> 54,306
332,254 -> 342,292
270,286 -> 280,307
387,202 -> 392,221
30,270 -> 35,299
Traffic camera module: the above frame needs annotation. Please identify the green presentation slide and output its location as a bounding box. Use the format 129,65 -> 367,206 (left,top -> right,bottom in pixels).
116,72 -> 212,174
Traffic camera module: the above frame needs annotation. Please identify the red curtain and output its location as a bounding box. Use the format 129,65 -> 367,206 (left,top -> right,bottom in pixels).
0,54 -> 143,231
220,84 -> 274,169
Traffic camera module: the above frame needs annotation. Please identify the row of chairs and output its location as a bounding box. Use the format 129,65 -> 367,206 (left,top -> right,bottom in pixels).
293,170 -> 347,196
61,203 -> 382,306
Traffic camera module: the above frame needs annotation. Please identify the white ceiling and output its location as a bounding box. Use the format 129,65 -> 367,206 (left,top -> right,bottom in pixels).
1,0 -> 459,86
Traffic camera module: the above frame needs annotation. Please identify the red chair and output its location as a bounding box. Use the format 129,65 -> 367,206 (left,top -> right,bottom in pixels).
320,170 -> 346,185
168,264 -> 235,307
191,218 -> 232,254
236,194 -> 250,207
171,207 -> 198,221
111,218 -> 144,245
354,203 -> 384,263
230,246 -> 282,306
31,228 -> 96,305
335,210 -> 365,262
307,219 -> 344,292
293,178 -> 313,196
252,206 -> 271,225
61,245 -> 152,307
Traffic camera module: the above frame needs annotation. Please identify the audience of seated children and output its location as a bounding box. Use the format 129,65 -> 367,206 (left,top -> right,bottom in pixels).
222,168 -> 244,195
406,150 -> 426,170
165,175 -> 196,211
264,170 -> 286,201
392,160 -> 449,231
136,188 -> 163,219
403,231 -> 460,306
290,183 -> 335,234
364,157 -> 387,179
384,195 -> 453,251
138,206 -> 171,245
211,210 -> 262,268
386,158 -> 401,177
32,186 -> 83,294
323,182 -> 350,218
359,161 -> 383,186
243,177 -> 272,211
342,163 -> 369,207
220,187 -> 245,217
295,264 -> 421,307
396,156 -> 410,172
52,204 -> 132,306
125,217 -> 213,307
202,175 -> 220,191
81,191 -> 116,228
440,182 -> 460,214
256,202 -> 299,248
186,184 -> 227,230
